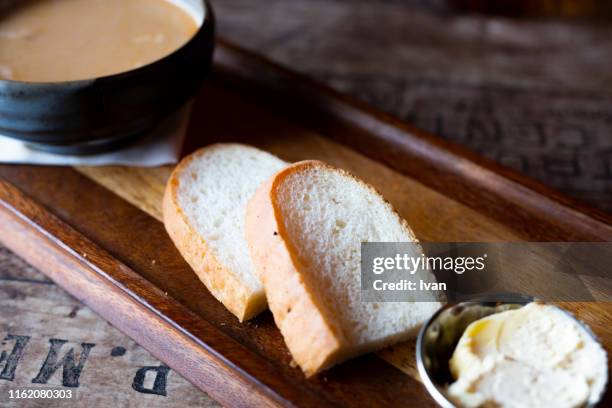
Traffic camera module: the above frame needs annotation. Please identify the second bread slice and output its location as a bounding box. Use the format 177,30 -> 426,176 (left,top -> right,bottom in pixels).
246,160 -> 441,376
163,143 -> 287,321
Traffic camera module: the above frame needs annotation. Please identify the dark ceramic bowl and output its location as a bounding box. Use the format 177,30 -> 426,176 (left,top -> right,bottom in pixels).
0,0 -> 214,154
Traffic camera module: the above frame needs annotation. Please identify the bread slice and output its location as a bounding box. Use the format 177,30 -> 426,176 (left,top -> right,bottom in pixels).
246,160 -> 441,377
163,143 -> 287,321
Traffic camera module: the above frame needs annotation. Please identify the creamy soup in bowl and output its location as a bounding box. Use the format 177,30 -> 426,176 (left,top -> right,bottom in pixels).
0,0 -> 200,82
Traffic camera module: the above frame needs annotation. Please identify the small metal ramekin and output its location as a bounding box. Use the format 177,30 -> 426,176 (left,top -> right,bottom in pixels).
416,295 -> 606,407
416,295 -> 533,408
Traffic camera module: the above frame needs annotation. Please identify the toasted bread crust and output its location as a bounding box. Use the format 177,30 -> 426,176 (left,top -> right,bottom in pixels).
162,145 -> 266,322
247,162 -> 347,377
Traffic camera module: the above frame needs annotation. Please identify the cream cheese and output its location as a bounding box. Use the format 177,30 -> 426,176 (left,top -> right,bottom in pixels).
447,303 -> 607,408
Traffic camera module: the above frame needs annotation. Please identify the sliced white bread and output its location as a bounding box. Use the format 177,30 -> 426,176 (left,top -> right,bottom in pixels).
163,143 -> 287,321
246,160 -> 441,377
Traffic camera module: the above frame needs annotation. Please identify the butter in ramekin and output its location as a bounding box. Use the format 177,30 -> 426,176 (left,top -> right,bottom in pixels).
447,303 -> 608,408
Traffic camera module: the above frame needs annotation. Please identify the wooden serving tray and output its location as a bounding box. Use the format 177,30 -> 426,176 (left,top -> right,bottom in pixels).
1,40 -> 611,407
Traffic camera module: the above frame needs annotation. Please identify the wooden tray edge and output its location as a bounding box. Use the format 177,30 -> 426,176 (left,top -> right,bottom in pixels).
213,39 -> 612,241
0,179 -> 335,408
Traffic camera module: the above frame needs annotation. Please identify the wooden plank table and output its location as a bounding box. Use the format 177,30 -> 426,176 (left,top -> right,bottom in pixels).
2,1 -> 612,406
212,0 -> 612,213
0,246 -> 220,407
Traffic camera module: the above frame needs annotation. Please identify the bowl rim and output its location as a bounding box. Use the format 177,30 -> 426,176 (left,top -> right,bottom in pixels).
0,0 -> 212,87
416,295 -> 539,408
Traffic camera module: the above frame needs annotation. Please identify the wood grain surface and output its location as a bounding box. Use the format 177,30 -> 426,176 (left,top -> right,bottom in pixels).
211,0 -> 612,213
1,39 -> 610,407
2,1 -> 612,405
0,246 -> 219,408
